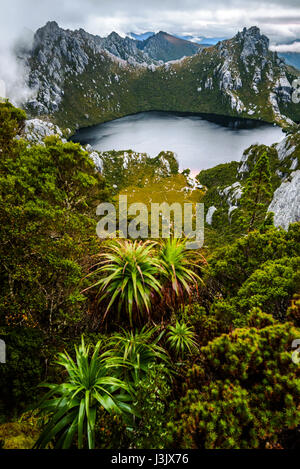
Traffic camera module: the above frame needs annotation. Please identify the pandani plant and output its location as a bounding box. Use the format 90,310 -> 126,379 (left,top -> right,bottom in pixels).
84,239 -> 163,326
166,321 -> 198,358
158,237 -> 206,307
108,326 -> 170,385
33,337 -> 133,449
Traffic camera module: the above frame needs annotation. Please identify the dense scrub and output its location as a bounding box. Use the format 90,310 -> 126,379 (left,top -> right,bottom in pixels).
0,102 -> 299,449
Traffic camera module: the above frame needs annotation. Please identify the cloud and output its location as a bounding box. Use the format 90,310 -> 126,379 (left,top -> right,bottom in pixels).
2,0 -> 300,42
1,0 -> 300,103
271,41 -> 300,53
0,38 -> 36,106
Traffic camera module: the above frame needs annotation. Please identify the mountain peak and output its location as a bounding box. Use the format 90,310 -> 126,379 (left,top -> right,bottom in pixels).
34,21 -> 63,47
107,31 -> 122,40
235,25 -> 269,61
43,21 -> 60,32
242,26 -> 261,36
137,31 -> 200,61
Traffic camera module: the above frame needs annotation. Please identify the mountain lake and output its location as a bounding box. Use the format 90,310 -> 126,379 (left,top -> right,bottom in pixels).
72,111 -> 284,176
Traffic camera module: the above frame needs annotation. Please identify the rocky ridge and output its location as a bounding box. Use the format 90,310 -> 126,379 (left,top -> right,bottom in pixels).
21,23 -> 300,130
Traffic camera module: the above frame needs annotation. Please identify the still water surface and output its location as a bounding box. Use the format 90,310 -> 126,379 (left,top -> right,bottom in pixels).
72,112 -> 284,175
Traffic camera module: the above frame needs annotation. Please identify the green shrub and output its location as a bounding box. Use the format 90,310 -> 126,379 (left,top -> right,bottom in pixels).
0,327 -> 45,419
169,310 -> 300,449
34,337 -> 133,449
130,364 -> 172,449
166,321 -> 198,358
236,257 -> 300,319
0,104 -> 110,332
207,223 -> 300,297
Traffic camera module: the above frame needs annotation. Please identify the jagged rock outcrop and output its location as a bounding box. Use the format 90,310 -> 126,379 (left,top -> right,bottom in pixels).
206,206 -> 217,225
238,27 -> 269,67
19,119 -> 104,172
26,21 -> 149,115
22,118 -> 65,144
268,170 -> 300,230
219,182 -> 243,207
237,128 -> 300,181
237,129 -> 300,230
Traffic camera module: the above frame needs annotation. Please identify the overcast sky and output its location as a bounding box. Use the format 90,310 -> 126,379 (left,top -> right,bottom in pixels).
1,0 -> 300,48
1,0 -> 299,104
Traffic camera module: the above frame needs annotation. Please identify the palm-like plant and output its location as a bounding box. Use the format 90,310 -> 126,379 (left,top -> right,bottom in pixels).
167,321 -> 198,358
34,337 -> 132,449
86,239 -> 163,326
159,238 -> 204,304
108,326 -> 169,385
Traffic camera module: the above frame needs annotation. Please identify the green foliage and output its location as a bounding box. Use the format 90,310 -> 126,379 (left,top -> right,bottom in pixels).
87,238 -> 205,326
196,161 -> 239,189
238,151 -> 272,232
93,365 -> 172,450
108,327 -> 169,385
235,257 -> 300,319
0,101 -> 26,155
205,224 -> 300,328
86,239 -> 163,326
0,418 -> 40,449
287,295 -> 300,328
130,364 -> 172,449
179,304 -> 222,346
166,321 -> 198,358
0,327 -> 45,418
159,238 -> 204,306
34,337 -> 133,449
169,310 -> 300,449
207,223 -> 300,297
0,104 -> 109,331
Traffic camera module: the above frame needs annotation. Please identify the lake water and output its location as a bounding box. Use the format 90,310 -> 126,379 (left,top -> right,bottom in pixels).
72,111 -> 284,176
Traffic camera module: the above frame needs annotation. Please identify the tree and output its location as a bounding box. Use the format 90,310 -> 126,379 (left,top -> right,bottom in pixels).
0,101 -> 26,157
0,103 -> 109,331
207,223 -> 300,297
235,257 -> 300,320
238,151 -> 272,232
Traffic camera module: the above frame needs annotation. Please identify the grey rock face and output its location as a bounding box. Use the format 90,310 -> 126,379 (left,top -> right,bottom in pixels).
228,205 -> 238,222
206,206 -> 217,225
237,151 -> 250,177
276,136 -> 296,161
238,26 -> 269,65
25,21 -> 157,115
22,118 -> 63,144
268,170 -> 300,230
219,182 -> 243,207
22,22 -> 298,128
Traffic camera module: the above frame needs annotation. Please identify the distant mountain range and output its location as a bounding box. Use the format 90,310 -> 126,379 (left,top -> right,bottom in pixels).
278,52 -> 300,70
20,22 -> 300,131
128,31 -> 226,46
129,33 -> 300,68
127,32 -> 155,41
135,31 -> 203,62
